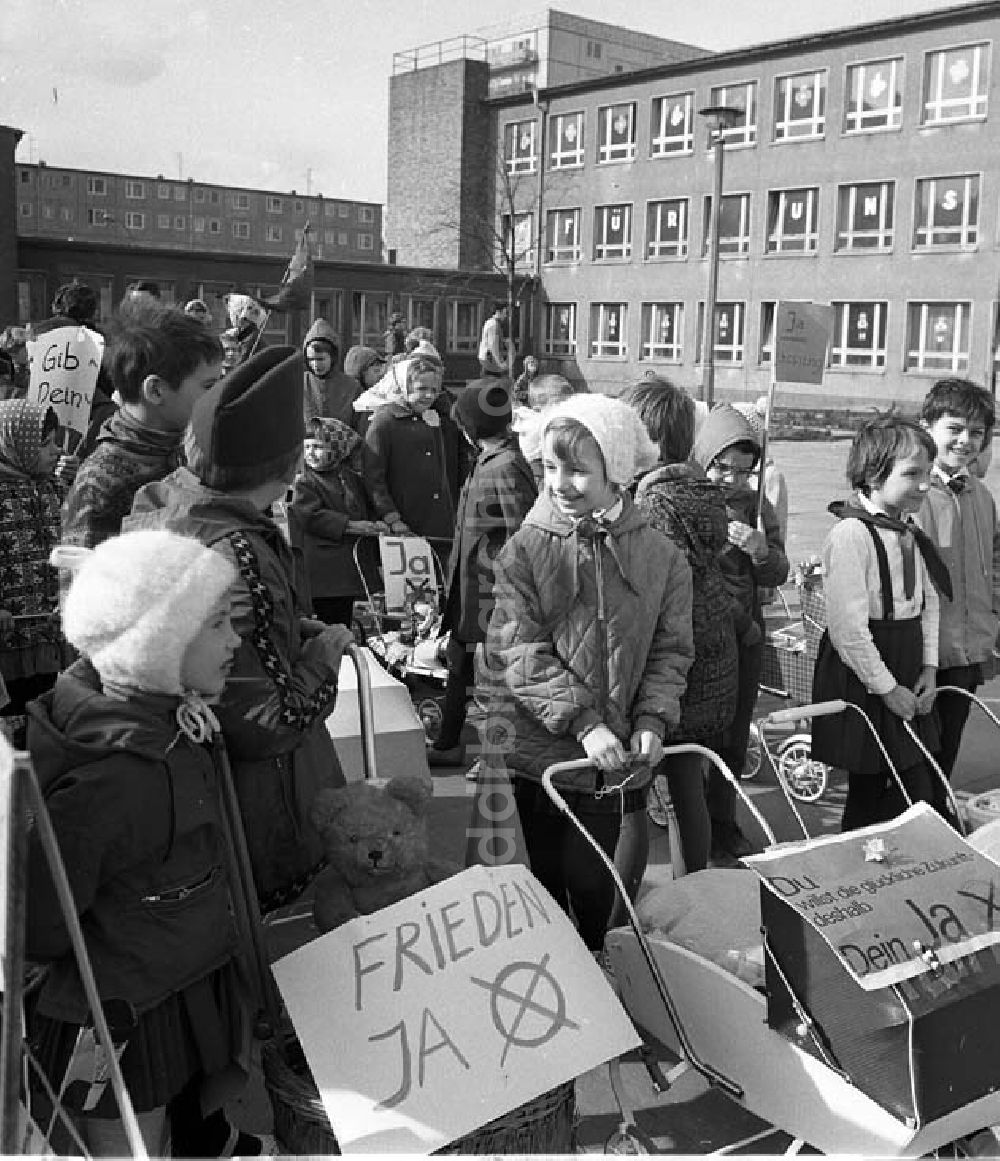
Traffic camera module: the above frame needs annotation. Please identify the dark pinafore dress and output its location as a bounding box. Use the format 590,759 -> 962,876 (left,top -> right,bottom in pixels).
811,519 -> 940,781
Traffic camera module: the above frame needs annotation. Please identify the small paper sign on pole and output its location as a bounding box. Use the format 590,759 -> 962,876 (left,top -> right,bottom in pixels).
26,326 -> 105,436
272,864 -> 640,1154
774,301 -> 833,385
378,536 -> 438,613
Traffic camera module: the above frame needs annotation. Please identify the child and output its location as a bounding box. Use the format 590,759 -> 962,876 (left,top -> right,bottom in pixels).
363,344 -> 467,547
290,417 -> 384,627
127,347 -> 353,909
24,529 -> 269,1157
302,318 -> 364,428
692,404 -> 788,860
484,394 -> 693,951
624,377 -> 739,884
812,417 -> 952,831
512,372 -> 576,486
0,400 -> 69,744
428,379 -> 537,768
61,301 -> 223,549
915,378 -> 1000,784
512,354 -> 540,404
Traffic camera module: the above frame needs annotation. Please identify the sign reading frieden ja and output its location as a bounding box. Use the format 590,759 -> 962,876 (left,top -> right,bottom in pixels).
746,802 -> 1000,992
26,325 -> 105,436
378,536 -> 439,614
272,864 -> 640,1153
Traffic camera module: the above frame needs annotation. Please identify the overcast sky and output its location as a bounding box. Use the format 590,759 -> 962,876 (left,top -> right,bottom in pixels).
1,0 -> 960,203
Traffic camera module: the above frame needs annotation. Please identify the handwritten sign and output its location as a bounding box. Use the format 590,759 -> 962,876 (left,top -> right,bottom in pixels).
272,864 -> 640,1154
379,536 -> 439,613
774,301 -> 833,385
26,326 -> 104,435
747,802 -> 1000,992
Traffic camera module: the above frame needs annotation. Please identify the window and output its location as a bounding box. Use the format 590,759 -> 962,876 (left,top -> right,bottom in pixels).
339,204 -> 350,218
500,212 -> 534,268
710,81 -> 757,146
294,199 -> 305,214
922,43 -> 989,124
766,187 -> 819,254
590,303 -> 627,358
831,301 -> 889,368
324,203 -> 337,219
87,176 -> 107,196
266,224 -> 283,242
836,181 -> 895,250
209,190 -> 220,205
702,193 -> 752,256
209,219 -> 221,234
195,188 -> 206,203
173,215 -> 185,230
351,292 -> 391,345
358,233 -> 374,250
125,212 -> 145,230
905,302 -> 971,372
445,300 -> 481,353
337,231 -> 349,245
593,204 -> 632,260
650,92 -> 693,156
60,207 -> 72,223
358,206 -> 375,224
845,58 -> 903,132
87,208 -> 108,226
232,192 -> 250,211
774,69 -> 827,140
19,203 -> 32,217
597,103 -> 635,163
266,196 -> 283,213
504,120 -> 536,173
157,183 -> 171,199
174,187 -> 186,202
646,199 -> 688,259
193,216 -> 205,232
125,180 -> 145,199
545,303 -> 577,355
640,303 -> 683,361
41,203 -> 54,220
759,302 -> 776,364
324,229 -> 336,244
232,221 -> 250,239
157,214 -> 170,229
60,174 -> 72,188
19,170 -> 30,184
550,111 -> 585,167
545,208 -> 581,262
913,174 -> 979,248
586,40 -> 602,59
407,297 -> 436,331
697,301 -> 745,364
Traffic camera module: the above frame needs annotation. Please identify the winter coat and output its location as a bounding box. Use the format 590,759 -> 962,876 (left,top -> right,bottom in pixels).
915,473 -> 1000,669
126,467 -> 346,905
290,451 -> 372,601
442,435 -> 537,643
302,319 -> 364,429
484,490 -> 694,781
364,400 -> 467,543
635,463 -> 738,740
61,408 -> 183,549
24,659 -> 239,1023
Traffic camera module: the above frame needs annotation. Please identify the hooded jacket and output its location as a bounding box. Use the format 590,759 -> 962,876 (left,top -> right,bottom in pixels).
25,660 -> 239,1023
691,404 -> 789,623
302,319 -> 364,429
126,467 -> 346,904
484,490 -> 694,780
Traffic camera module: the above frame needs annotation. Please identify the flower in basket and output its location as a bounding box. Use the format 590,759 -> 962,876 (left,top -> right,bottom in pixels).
793,554 -> 824,588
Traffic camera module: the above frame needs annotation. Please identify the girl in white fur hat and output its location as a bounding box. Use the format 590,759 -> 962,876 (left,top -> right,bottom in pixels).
23,530 -> 272,1158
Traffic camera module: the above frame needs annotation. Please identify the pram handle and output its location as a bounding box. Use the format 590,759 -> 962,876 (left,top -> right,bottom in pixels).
345,643 -> 378,783
762,699 -> 847,727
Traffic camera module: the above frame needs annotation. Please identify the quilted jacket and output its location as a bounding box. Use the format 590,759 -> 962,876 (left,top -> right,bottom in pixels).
483,490 -> 694,781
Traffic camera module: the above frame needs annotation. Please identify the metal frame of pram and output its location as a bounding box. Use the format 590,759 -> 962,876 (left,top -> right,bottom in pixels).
541,694 -> 1000,1156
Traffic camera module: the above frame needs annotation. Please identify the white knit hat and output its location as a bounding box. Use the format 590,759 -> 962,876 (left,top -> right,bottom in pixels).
542,393 -> 660,485
54,531 -> 237,696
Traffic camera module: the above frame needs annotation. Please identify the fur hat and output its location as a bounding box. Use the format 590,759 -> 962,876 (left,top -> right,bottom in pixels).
453,379 -> 512,440
542,393 -> 659,485
186,346 -> 304,490
55,531 -> 236,696
343,345 -> 381,379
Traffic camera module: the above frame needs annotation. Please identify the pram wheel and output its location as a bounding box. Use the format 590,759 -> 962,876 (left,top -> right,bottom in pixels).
776,734 -> 828,802
605,1127 -> 652,1154
646,774 -> 671,829
742,723 -> 762,780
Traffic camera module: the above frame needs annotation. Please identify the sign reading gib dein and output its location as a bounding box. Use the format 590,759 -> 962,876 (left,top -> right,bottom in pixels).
26,326 -> 105,435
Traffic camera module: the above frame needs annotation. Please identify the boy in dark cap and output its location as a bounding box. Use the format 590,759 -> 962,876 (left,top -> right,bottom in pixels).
126,347 -> 352,914
429,379 -> 536,768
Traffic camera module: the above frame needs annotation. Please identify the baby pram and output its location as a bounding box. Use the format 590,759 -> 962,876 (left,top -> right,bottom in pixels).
544,696 -> 1000,1156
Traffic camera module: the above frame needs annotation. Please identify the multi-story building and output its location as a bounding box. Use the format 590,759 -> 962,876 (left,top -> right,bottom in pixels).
389,0 -> 1000,411
15,163 -> 383,265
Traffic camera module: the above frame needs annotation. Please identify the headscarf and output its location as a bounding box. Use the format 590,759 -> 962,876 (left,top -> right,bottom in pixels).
0,399 -> 57,481
352,342 -> 443,414
306,417 -> 363,469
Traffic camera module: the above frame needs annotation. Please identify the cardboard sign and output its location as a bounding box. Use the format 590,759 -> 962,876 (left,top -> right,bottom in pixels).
747,803 -> 1000,992
26,326 -> 104,435
774,301 -> 833,385
272,864 -> 640,1154
379,536 -> 439,613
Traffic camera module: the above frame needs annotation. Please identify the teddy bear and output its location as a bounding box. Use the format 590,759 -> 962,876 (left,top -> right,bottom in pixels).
310,774 -> 461,933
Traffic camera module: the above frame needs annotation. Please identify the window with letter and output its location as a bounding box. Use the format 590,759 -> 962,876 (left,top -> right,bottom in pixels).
590,303 -> 627,358
646,199 -> 688,259
766,187 -> 819,253
774,70 -> 826,140
650,93 -> 693,156
905,302 -> 970,372
836,181 -> 894,250
545,208 -> 581,262
597,103 -> 635,163
922,43 -> 989,123
697,301 -> 745,364
845,58 -> 903,132
545,303 -> 577,355
913,174 -> 979,248
640,303 -> 683,361
594,204 -> 632,260
831,301 -> 888,368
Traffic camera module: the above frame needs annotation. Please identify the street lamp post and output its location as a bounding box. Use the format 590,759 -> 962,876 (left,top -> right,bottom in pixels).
698,105 -> 742,408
